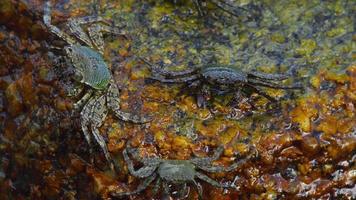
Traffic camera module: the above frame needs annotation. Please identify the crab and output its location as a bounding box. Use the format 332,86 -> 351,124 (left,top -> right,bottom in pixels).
43,1 -> 150,170
169,0 -> 257,18
141,58 -> 302,109
111,143 -> 255,199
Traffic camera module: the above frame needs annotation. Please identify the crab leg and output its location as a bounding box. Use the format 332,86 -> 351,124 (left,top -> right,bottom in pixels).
245,84 -> 277,102
67,84 -> 84,98
113,109 -> 152,123
196,155 -> 251,173
197,147 -> 256,173
195,83 -> 211,108
79,98 -> 95,163
80,95 -> 116,170
43,1 -> 76,45
67,16 -> 109,49
123,147 -> 158,178
111,174 -> 157,197
87,23 -> 128,54
192,179 -> 203,200
74,89 -> 94,110
196,172 -> 229,188
107,81 -> 151,123
248,78 -> 302,89
149,74 -> 200,83
180,183 -> 190,198
193,0 -> 205,16
80,95 -> 97,146
152,178 -> 162,196
190,146 -> 224,165
248,71 -> 289,81
162,181 -> 171,196
91,125 -> 114,170
210,0 -> 241,17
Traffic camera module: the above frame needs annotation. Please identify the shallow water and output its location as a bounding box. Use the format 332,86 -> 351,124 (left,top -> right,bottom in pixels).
0,0 -> 355,199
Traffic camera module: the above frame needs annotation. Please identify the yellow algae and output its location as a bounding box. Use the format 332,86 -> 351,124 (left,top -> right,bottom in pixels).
234,142 -> 251,155
296,39 -> 317,57
337,119 -> 354,134
130,67 -> 149,80
270,33 -> 286,43
177,96 -> 198,112
172,135 -> 190,149
219,127 -> 240,145
326,28 -> 347,38
316,115 -> 338,135
324,71 -> 349,84
107,124 -> 126,153
196,108 -> 212,120
310,75 -> 322,89
196,117 -> 235,138
290,97 -> 319,132
327,0 -> 345,15
154,130 -> 166,142
143,84 -> 178,102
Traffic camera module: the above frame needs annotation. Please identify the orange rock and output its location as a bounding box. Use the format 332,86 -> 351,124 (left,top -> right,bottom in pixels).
298,162 -> 312,176
280,146 -> 303,160
316,115 -> 338,135
290,97 -> 318,132
325,144 -> 342,159
339,135 -> 356,154
87,167 -> 125,198
54,97 -> 69,111
347,65 -> 356,91
118,48 -> 129,57
43,171 -> 65,199
260,150 -> 274,165
0,0 -> 15,24
208,187 -> 232,200
37,83 -> 52,95
18,73 -> 38,107
324,70 -> 349,84
68,154 -> 87,174
301,135 -> 320,155
5,82 -> 23,116
337,118 -> 355,134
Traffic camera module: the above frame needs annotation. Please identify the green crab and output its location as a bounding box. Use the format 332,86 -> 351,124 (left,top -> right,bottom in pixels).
112,142 -> 255,199
43,1 -> 150,170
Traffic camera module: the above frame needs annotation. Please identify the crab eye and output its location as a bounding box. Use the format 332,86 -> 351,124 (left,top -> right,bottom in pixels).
65,47 -> 73,53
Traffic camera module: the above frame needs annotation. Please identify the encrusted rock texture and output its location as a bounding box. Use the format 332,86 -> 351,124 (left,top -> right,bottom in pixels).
0,0 -> 355,199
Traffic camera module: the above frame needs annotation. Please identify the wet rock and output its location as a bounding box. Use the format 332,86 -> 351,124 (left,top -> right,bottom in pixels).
54,97 -> 72,112
5,81 -> 23,116
281,167 -> 298,180
0,75 -> 13,90
301,135 -> 320,155
0,0 -> 15,25
280,146 -> 303,161
0,0 -> 354,199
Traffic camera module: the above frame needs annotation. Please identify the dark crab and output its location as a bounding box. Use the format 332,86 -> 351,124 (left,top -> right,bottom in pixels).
142,58 -> 302,108
169,0 -> 260,19
111,143 -> 255,199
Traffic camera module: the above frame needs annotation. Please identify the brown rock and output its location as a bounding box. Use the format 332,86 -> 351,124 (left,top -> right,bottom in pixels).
5,82 -> 23,116
301,135 -> 320,155
280,146 -> 303,160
